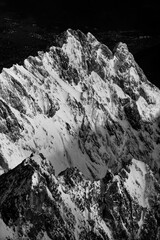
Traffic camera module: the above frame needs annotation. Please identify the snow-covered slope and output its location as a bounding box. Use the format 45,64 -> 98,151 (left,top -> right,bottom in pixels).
0,29 -> 160,239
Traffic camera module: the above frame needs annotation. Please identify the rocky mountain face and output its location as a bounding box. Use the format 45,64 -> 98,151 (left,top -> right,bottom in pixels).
0,29 -> 160,239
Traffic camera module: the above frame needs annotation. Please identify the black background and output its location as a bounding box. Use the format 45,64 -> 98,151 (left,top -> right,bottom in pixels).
1,0 -> 160,33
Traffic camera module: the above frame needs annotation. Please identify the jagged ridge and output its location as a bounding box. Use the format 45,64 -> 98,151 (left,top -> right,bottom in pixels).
0,153 -> 160,239
0,29 -> 160,179
0,29 -> 160,239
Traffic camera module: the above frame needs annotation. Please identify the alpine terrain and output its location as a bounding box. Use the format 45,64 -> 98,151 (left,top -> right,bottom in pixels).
0,29 -> 160,239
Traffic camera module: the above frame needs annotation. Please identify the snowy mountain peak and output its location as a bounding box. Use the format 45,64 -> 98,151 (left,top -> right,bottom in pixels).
0,29 -> 160,180
0,28 -> 160,239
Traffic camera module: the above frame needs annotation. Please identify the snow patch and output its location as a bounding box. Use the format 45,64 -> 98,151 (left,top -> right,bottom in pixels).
124,159 -> 148,207
32,171 -> 39,188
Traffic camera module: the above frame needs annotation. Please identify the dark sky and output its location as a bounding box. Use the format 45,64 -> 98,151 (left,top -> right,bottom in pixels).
1,0 -> 160,33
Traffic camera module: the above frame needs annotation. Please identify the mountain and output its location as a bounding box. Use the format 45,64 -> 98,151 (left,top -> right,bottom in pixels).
0,29 -> 160,239
1,153 -> 160,240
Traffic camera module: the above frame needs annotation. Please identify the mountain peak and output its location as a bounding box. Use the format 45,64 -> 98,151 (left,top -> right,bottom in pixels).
0,28 -> 160,239
0,29 -> 160,179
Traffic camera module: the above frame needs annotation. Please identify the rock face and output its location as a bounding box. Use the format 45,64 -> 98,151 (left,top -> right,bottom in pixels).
0,29 -> 160,239
0,154 -> 160,240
